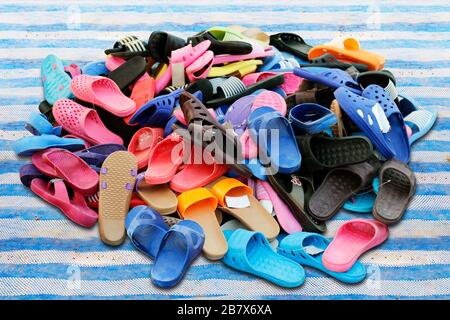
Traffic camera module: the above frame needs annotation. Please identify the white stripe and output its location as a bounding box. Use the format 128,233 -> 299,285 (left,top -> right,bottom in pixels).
422,130 -> 450,141
0,277 -> 448,297
410,151 -> 450,163
0,69 -> 41,79
0,105 -> 36,122
0,173 -> 21,185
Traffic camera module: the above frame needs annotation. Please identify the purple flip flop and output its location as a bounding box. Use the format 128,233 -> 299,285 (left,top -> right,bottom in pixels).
20,163 -> 48,188
224,95 -> 257,135
74,143 -> 126,172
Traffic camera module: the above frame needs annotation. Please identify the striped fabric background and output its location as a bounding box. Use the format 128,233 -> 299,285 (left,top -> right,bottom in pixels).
0,0 -> 449,299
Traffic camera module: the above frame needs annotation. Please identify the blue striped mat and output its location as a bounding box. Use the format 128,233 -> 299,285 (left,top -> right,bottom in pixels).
0,0 -> 449,300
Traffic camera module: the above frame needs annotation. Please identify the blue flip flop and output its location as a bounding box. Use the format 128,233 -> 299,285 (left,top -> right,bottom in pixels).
278,232 -> 366,283
405,109 -> 437,145
343,192 -> 376,213
397,93 -> 419,117
25,112 -> 62,136
248,106 -> 301,174
151,220 -> 205,288
41,54 -> 74,105
294,67 -> 362,94
222,229 -> 305,288
334,87 -> 395,160
362,85 -> 410,163
12,134 -> 85,156
289,103 -> 337,134
125,205 -> 169,260
82,61 -> 109,76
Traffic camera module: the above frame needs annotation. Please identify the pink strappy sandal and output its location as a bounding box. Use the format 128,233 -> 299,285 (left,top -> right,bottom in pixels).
70,74 -> 136,117
53,99 -> 123,145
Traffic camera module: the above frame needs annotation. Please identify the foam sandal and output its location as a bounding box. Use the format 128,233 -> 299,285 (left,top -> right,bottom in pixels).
208,59 -> 263,78
31,178 -> 98,227
188,30 -> 252,55
308,37 -> 385,71
222,229 -> 305,288
220,219 -> 279,249
125,205 -> 168,259
151,220 -> 205,288
134,173 -> 177,215
41,54 -> 74,105
248,106 -> 301,174
334,87 -> 395,160
148,31 -> 187,63
104,35 -> 149,58
82,61 -> 109,76
362,85 -> 410,162
106,56 -> 148,91
127,127 -> 163,169
209,177 -> 280,240
25,112 -> 62,136
177,187 -> 226,260
74,143 -> 126,172
297,135 -> 373,173
269,33 -> 312,60
289,103 -> 337,134
53,99 -> 123,145
12,134 -> 85,157
278,232 -> 366,283
294,67 -> 362,94
268,173 -> 326,233
144,133 -> 185,185
98,151 -> 137,246
186,50 -> 214,82
308,157 -> 381,221
357,70 -> 398,101
404,109 -> 437,145
322,219 -> 388,272
373,159 -> 416,224
71,75 -> 136,117
299,53 -> 369,72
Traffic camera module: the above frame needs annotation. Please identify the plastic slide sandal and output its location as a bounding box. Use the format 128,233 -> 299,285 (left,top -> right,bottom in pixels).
135,173 -> 178,215
125,205 -> 169,259
127,127 -> 163,169
39,148 -> 99,195
397,94 -> 419,117
212,43 -> 273,65
148,31 -> 187,63
220,219 -> 279,250
289,103 -> 337,134
144,133 -> 185,185
373,160 -> 416,225
39,100 -> 56,125
269,33 -> 312,61
208,26 -> 268,47
343,192 -> 377,213
74,143 -> 126,172
252,89 -> 287,116
41,54 -> 74,105
404,109 -> 437,145
334,87 -> 395,160
248,106 -> 301,174
322,219 -> 389,272
106,56 -> 147,91
224,95 -> 257,135
12,134 -> 85,157
357,70 -> 398,101
98,151 -> 137,246
53,99 -> 123,145
242,71 -> 301,95
208,59 -> 263,78
308,37 -> 385,71
278,232 -> 366,283
31,178 -> 97,227
151,220 -> 205,288
186,50 -> 214,82
209,177 -> 280,240
188,30 -> 253,55
299,53 -> 369,72
71,75 -> 136,117
25,112 -> 62,136
294,67 -> 362,94
308,158 -> 381,221
229,25 -> 270,46
222,229 -> 305,288
105,35 -> 149,58
362,85 -> 410,163
170,149 -> 229,193
20,163 -> 48,188
177,188 -> 227,260
82,61 -> 109,76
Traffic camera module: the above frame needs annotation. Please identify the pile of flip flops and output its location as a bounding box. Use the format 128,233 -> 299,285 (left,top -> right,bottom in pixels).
13,27 -> 437,289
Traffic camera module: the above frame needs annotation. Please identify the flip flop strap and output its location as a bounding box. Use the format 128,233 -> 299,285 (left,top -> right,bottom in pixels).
48,179 -> 70,203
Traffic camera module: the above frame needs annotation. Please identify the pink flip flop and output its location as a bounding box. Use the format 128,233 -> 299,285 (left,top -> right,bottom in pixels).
258,180 -> 302,234
70,74 -> 136,117
251,90 -> 287,116
42,148 -> 99,195
127,127 -> 163,169
145,133 -> 186,185
323,219 -> 389,272
53,99 -> 123,145
242,72 -> 302,95
155,41 -> 211,94
31,178 -> 98,227
213,43 -> 274,65
31,148 -> 60,177
170,148 -> 229,193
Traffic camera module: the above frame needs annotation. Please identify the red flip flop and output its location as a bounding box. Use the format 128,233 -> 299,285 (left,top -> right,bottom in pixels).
31,178 -> 98,227
127,127 -> 164,169
145,133 -> 186,185
42,148 -> 99,195
170,148 -> 229,193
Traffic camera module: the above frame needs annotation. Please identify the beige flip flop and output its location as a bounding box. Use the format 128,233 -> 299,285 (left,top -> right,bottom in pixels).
208,177 -> 280,240
177,187 -> 227,260
135,175 -> 177,215
98,151 -> 137,246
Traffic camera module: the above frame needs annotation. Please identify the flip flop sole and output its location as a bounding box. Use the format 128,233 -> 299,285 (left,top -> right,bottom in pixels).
41,54 -> 73,105
98,151 -> 137,246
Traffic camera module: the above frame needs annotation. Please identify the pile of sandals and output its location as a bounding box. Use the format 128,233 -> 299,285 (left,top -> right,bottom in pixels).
13,26 -> 437,289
